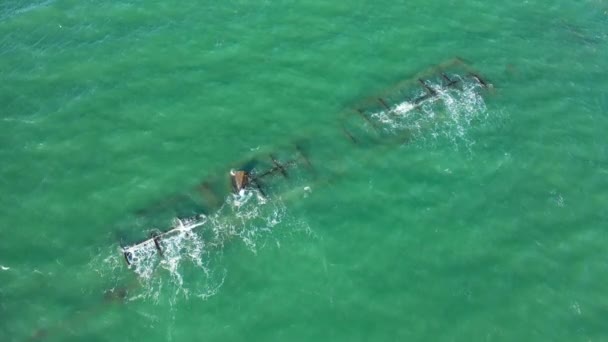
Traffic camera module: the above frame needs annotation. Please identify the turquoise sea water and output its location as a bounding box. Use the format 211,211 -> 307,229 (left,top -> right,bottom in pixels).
1,1 -> 608,341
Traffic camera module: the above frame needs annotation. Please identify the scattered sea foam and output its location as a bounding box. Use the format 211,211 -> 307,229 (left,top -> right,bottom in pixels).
99,187 -> 307,304
370,76 -> 488,150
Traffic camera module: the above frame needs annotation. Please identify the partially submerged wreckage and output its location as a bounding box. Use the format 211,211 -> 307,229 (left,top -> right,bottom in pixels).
121,57 -> 492,267
122,143 -> 314,265
342,57 -> 492,146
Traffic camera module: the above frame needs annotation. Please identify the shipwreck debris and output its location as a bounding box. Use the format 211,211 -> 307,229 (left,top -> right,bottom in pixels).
231,170 -> 250,193
340,57 -> 492,146
122,142 -> 317,265
120,58 -> 493,269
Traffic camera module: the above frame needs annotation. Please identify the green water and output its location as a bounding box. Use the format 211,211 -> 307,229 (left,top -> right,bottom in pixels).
2,0 -> 608,341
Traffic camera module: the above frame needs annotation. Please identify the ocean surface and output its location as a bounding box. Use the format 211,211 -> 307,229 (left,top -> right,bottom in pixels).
1,1 -> 607,341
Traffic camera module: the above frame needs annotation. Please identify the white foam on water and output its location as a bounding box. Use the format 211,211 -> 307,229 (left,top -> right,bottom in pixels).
394,101 -> 416,115
370,77 -> 489,150
98,187 -> 306,304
